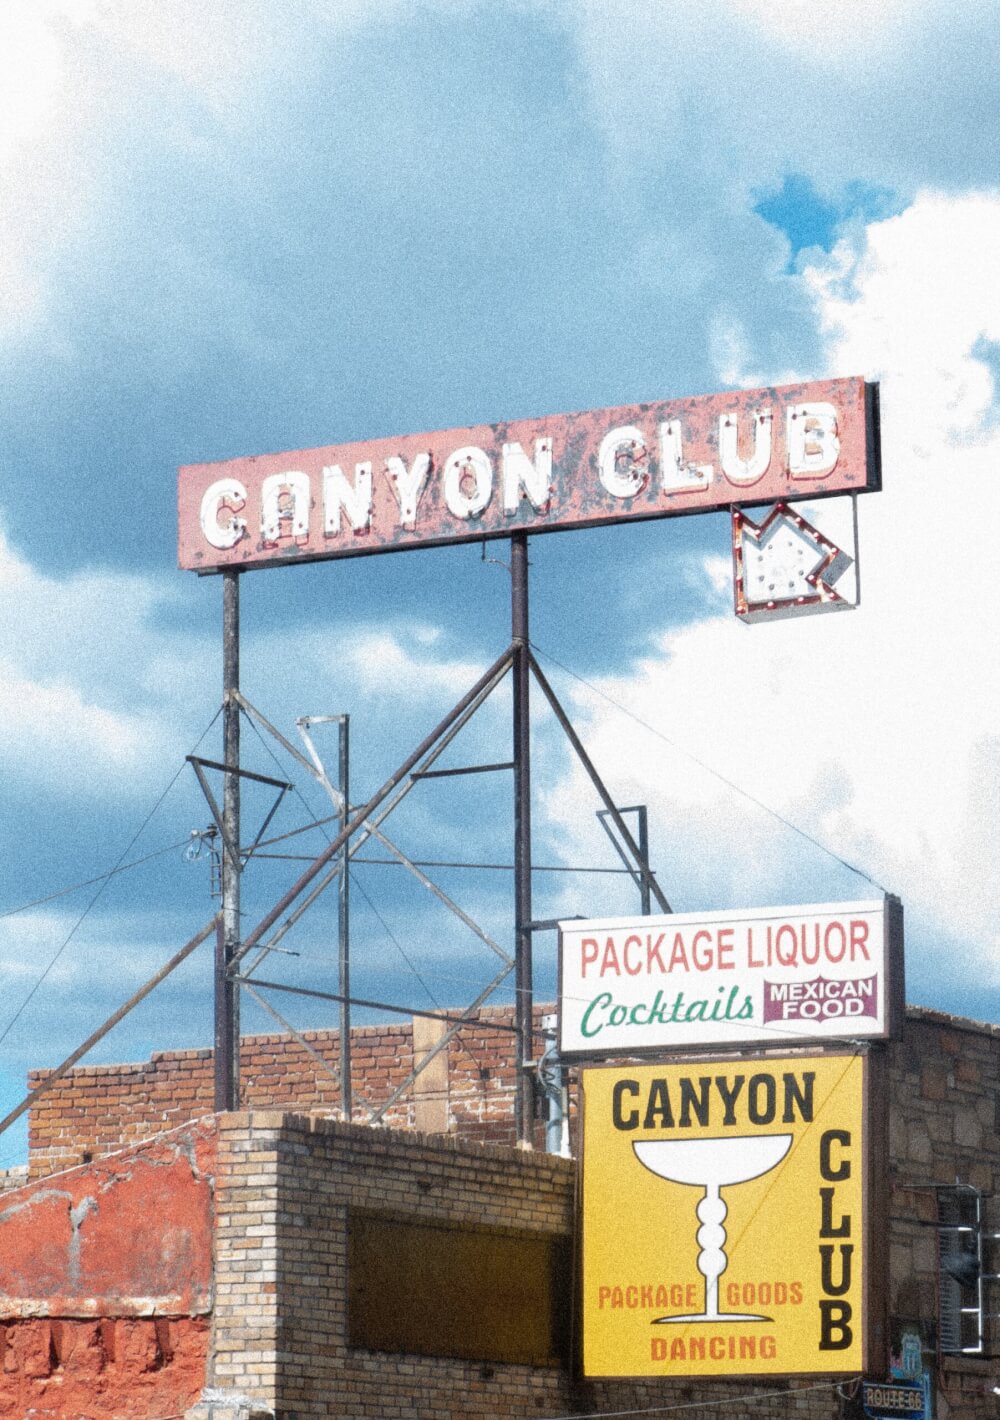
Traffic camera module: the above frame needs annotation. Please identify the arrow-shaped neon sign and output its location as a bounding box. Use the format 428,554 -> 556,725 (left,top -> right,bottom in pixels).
732,502 -> 855,623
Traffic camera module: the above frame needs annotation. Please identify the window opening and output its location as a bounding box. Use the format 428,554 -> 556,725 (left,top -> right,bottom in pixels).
937,1185 -> 1000,1356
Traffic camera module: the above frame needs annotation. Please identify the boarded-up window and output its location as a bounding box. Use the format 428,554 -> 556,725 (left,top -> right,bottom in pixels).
347,1212 -> 570,1365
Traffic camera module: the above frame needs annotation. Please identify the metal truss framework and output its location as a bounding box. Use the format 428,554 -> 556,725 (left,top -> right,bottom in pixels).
212,535 -> 667,1142
0,536 -> 666,1149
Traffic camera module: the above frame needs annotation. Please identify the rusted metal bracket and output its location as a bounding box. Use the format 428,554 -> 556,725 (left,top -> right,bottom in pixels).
186,755 -> 293,867
596,804 -> 655,915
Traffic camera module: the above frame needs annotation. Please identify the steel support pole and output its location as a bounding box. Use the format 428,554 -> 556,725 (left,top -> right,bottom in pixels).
216,569 -> 241,1111
511,532 -> 534,1145
338,715 -> 352,1120
637,805 -> 651,916
0,917 -> 218,1141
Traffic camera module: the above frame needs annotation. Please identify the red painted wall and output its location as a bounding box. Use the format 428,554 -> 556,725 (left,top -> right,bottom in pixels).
0,1118 -> 215,1418
0,1316 -> 210,1419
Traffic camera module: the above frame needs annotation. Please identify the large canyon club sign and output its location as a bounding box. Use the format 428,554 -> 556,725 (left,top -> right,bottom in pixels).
559,897 -> 903,1057
178,377 -> 880,571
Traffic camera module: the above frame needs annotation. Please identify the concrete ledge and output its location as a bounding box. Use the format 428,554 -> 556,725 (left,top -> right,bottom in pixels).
186,1386 -> 274,1420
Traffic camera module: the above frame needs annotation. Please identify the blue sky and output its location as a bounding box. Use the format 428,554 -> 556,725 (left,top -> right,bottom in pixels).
1,0 -> 999,1167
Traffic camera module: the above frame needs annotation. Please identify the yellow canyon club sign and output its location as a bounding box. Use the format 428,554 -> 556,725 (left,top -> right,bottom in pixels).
582,1054 -> 867,1378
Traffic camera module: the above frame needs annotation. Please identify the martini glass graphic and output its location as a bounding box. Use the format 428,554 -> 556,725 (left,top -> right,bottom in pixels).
633,1134 -> 792,1323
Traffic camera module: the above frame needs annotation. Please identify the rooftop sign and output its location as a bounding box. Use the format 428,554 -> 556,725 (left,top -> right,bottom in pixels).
178,377 -> 879,572
559,897 -> 902,1057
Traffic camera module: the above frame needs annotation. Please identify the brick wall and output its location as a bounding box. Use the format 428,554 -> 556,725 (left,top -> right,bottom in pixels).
26,1006 -> 535,1180
199,1007 -> 1000,1420
16,1005 -> 1000,1419
0,1118 -> 217,1418
209,1110 -> 847,1420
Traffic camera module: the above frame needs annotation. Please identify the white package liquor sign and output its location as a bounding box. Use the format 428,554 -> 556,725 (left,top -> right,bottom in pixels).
558,897 -> 903,1058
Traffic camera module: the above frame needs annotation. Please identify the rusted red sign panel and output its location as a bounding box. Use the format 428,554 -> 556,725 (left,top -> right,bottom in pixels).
178,377 -> 879,572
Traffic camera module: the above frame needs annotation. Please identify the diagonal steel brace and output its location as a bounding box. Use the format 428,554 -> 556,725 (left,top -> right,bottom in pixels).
229,647 -> 514,971
232,692 -> 511,968
366,959 -> 514,1126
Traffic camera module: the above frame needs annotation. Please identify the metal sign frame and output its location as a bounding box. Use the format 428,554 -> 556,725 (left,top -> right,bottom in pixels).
190,378 -> 880,1141
1,376 -> 884,1157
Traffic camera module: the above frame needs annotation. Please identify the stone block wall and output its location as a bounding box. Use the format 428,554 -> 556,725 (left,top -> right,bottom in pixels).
885,1008 -> 1000,1418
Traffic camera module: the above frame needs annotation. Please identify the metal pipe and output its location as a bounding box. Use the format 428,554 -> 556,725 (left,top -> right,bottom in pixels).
0,917 -> 219,1140
511,532 -> 534,1145
637,803 -> 651,916
234,975 -> 518,1032
230,644 -> 516,968
218,569 -> 241,1110
538,1015 -> 571,1158
338,715 -> 351,1120
413,761 -> 515,779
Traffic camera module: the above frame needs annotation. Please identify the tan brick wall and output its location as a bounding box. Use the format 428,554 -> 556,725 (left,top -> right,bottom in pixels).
210,1110 -> 849,1420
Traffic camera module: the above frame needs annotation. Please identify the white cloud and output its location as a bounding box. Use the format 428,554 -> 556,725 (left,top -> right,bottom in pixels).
334,628 -> 491,703
543,190 -> 1000,982
696,554 -> 732,599
728,0 -> 922,57
566,0 -> 1000,195
0,2 -> 96,163
234,619 -> 510,745
0,505 -> 505,812
0,2 -> 95,335
0,0 -> 996,1063
0,527 -> 208,795
0,1 -> 285,341
0,658 -> 149,781
0,907 -> 206,986
808,191 -> 1000,432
